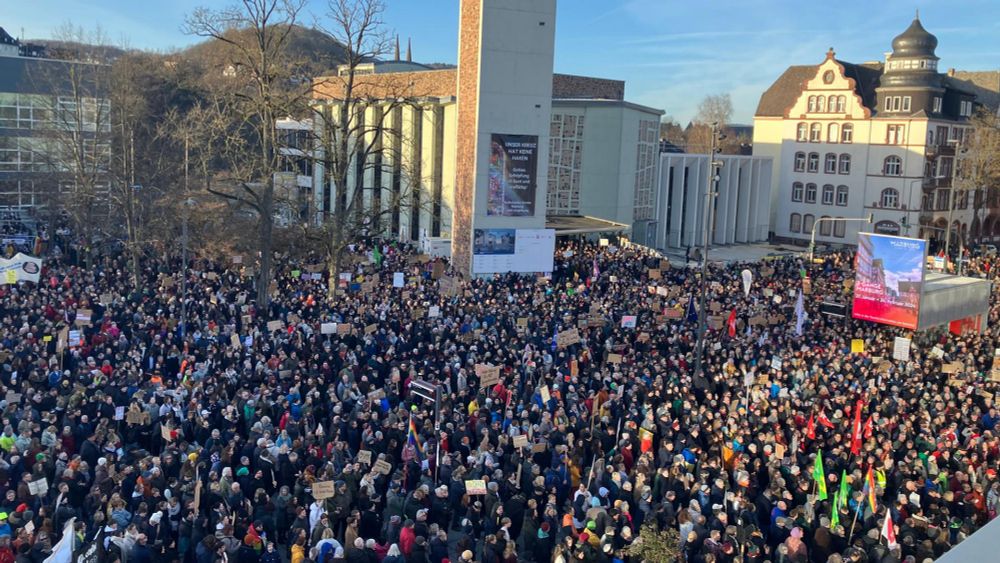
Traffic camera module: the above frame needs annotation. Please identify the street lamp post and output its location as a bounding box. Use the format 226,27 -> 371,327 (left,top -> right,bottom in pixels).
692,123 -> 723,383
808,215 -> 873,262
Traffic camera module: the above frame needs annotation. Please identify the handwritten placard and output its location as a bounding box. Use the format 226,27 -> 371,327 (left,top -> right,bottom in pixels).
266,320 -> 284,332
464,480 -> 487,495
476,364 -> 501,387
28,478 -> 48,496
357,450 -> 372,464
556,328 -> 581,348
374,460 -> 392,475
512,435 -> 528,448
312,480 -> 335,499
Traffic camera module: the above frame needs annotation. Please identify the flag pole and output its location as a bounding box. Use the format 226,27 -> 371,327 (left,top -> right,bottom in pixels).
848,500 -> 861,543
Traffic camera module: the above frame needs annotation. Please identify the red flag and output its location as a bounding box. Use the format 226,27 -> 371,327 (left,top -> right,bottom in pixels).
863,415 -> 873,439
850,400 -> 863,455
817,410 -> 835,429
807,413 -> 816,440
727,310 -> 737,338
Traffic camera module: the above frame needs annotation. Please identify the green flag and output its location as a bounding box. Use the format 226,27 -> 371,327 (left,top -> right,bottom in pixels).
373,246 -> 383,267
831,491 -> 840,529
839,470 -> 850,509
813,450 -> 828,500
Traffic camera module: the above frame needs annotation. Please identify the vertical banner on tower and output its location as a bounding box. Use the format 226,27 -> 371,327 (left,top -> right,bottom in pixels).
487,133 -> 538,217
852,233 -> 926,330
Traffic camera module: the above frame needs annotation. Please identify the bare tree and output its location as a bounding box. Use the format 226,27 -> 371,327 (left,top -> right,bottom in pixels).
311,0 -> 428,298
685,94 -> 734,154
960,108 -> 1000,244
184,0 -> 309,306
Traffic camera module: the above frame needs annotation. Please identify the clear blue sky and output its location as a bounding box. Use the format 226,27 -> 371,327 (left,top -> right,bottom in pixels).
4,0 -> 998,124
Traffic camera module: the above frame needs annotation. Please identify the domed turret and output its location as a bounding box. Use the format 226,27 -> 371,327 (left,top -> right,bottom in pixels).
890,15 -> 938,59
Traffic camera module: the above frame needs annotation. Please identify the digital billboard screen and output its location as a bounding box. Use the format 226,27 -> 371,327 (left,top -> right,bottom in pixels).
852,233 -> 926,330
487,133 -> 538,217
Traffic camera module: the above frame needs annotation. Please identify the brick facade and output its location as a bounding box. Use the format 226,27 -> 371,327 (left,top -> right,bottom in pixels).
452,0 -> 481,276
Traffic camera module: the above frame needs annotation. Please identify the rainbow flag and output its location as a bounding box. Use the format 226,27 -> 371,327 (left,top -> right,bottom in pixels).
408,414 -> 425,459
864,466 -> 877,512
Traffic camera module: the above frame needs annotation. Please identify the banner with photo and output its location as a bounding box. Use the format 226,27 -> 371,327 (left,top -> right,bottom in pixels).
0,253 -> 42,284
487,133 -> 538,217
852,233 -> 925,330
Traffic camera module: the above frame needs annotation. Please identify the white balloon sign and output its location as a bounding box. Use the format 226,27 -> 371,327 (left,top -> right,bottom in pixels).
741,269 -> 753,297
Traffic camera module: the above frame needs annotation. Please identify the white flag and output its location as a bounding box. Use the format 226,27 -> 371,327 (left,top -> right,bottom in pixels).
881,511 -> 897,549
0,253 -> 42,284
794,290 -> 805,336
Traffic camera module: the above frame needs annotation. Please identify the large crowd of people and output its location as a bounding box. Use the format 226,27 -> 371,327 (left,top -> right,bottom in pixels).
0,236 -> 995,563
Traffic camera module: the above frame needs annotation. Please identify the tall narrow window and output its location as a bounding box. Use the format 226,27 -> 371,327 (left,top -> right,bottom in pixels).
836,185 -> 849,206
794,152 -> 806,172
807,153 -> 819,173
828,123 -> 839,144
836,96 -> 846,112
833,219 -> 846,237
803,214 -> 816,232
817,96 -> 826,112
822,184 -> 834,205
797,123 -> 808,142
819,216 -> 832,236
792,182 -> 804,202
884,156 -> 902,176
825,153 -> 837,173
841,124 -> 853,143
902,96 -> 911,112
810,123 -> 822,142
790,213 -> 802,233
838,154 -> 851,174
880,188 -> 899,208
805,183 -> 817,203
808,97 -> 817,113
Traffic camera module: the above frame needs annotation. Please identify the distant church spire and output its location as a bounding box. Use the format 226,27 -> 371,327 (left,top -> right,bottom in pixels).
394,35 -> 400,61
406,37 -> 412,62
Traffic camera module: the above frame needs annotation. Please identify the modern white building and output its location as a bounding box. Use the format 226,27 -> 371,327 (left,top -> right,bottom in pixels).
652,154 -> 773,250
301,0 -> 664,274
753,16 -> 996,249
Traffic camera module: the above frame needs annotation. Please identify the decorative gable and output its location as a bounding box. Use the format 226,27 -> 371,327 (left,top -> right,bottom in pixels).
786,49 -> 871,120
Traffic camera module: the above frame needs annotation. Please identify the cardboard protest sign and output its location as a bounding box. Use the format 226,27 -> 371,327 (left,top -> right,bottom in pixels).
892,337 -> 911,362
266,320 -> 284,332
512,435 -> 528,448
476,364 -> 501,387
517,317 -> 528,329
75,309 -> 92,326
556,328 -> 581,348
464,480 -> 487,495
532,443 -> 547,453
99,293 -> 112,306
664,308 -> 683,320
374,460 -> 392,475
161,425 -> 174,442
28,478 -> 48,496
357,450 -> 372,464
648,269 -> 661,280
608,353 -> 623,364
312,481 -> 336,499
365,324 -> 377,335
540,385 -> 551,403
337,324 -> 351,336
941,362 -> 962,374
